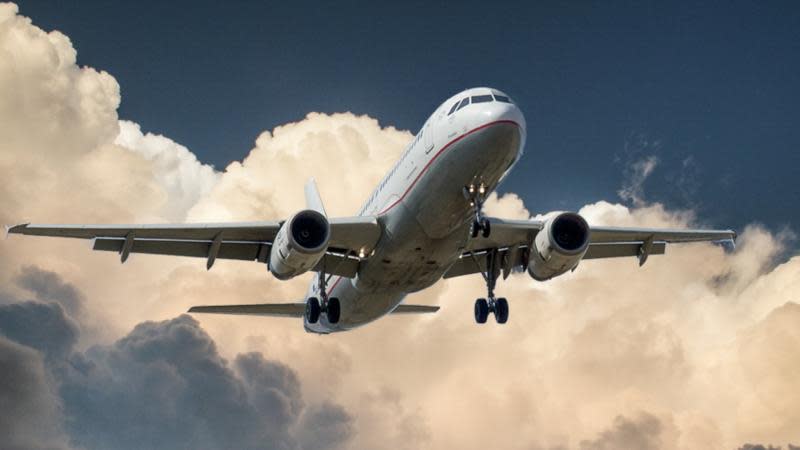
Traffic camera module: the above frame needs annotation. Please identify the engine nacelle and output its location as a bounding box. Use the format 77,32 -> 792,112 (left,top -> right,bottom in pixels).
528,212 -> 590,281
269,209 -> 330,280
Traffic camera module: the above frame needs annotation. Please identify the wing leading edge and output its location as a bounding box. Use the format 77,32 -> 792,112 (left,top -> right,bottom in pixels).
445,218 -> 735,279
7,216 -> 382,278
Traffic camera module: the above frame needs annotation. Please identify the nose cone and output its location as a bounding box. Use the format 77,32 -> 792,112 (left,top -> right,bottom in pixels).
474,100 -> 526,147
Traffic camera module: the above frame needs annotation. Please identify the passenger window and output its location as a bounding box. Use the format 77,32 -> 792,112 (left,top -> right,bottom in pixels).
448,101 -> 459,115
457,97 -> 470,111
494,95 -> 512,103
472,95 -> 493,103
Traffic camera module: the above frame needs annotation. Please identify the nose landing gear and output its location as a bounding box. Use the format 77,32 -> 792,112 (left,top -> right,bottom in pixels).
472,249 -> 509,324
464,183 -> 491,238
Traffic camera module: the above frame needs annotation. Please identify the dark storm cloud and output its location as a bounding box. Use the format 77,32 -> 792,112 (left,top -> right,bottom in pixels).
235,352 -> 304,429
0,300 -> 79,362
579,412 -> 664,450
0,336 -> 70,450
62,315 -> 303,450
15,265 -> 85,316
296,402 -> 354,450
0,270 -> 354,450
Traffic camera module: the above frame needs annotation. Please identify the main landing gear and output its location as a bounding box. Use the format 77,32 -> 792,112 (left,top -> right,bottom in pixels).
473,249 -> 509,324
305,271 -> 340,325
464,183 -> 491,238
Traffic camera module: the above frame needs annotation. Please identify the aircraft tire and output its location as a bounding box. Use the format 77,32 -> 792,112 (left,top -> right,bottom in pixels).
481,218 -> 491,238
494,297 -> 509,324
474,298 -> 489,324
306,297 -> 321,324
327,297 -> 341,324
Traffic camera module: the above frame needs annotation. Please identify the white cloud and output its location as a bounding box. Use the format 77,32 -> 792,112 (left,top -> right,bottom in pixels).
1,4 -> 799,449
115,120 -> 220,221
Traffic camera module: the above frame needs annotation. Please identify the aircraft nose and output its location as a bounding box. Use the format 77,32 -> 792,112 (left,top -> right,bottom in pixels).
498,102 -> 526,131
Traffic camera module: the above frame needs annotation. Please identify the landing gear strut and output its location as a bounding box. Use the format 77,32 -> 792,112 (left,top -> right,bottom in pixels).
305,270 -> 340,324
472,249 -> 509,324
464,183 -> 491,238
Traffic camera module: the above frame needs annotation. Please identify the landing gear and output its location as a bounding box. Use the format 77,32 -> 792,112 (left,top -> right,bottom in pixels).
326,297 -> 341,324
306,297 -> 321,324
472,249 -> 510,324
306,270 -> 340,324
464,183 -> 491,238
474,298 -> 489,323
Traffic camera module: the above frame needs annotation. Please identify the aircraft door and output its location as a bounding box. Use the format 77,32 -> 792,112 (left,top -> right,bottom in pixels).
424,117 -> 436,154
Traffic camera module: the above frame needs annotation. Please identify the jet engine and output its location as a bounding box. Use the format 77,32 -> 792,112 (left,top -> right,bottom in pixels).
528,212 -> 590,281
269,209 -> 330,280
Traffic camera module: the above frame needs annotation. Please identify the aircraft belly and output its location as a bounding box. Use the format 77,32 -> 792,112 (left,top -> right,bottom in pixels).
306,279 -> 406,333
410,122 -> 521,240
306,121 -> 522,334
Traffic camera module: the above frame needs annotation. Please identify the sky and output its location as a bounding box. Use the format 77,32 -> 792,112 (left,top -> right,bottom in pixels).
1,2 -> 800,449
18,0 -> 800,236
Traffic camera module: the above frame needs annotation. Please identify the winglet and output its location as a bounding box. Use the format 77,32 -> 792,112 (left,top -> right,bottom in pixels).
304,178 -> 327,217
4,223 -> 28,239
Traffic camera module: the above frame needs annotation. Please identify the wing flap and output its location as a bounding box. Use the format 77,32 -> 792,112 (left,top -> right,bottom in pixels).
92,238 -> 267,261
583,241 -> 666,260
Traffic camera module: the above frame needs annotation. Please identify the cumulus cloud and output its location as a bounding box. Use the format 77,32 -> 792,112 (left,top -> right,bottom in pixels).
579,412 -> 668,450
0,270 -> 354,450
0,336 -> 70,450
1,3 -> 799,450
115,120 -> 219,221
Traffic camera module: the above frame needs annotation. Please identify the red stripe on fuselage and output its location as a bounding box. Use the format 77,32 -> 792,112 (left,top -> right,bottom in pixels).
376,119 -> 520,215
325,119 -> 521,298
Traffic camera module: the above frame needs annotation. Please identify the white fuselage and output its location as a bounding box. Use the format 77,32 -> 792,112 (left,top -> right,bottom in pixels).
305,88 -> 526,333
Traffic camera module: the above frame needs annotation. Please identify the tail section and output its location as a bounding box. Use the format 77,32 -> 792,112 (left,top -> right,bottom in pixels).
304,178 -> 327,216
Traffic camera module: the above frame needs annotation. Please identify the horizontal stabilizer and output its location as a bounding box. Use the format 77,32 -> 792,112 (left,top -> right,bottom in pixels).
188,303 -> 305,317
188,303 -> 440,317
391,304 -> 439,314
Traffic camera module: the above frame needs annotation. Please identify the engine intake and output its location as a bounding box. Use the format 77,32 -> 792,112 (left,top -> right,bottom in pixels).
269,210 -> 330,280
528,212 -> 590,281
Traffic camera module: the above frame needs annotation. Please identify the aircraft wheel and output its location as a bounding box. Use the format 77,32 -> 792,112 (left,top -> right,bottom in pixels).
471,220 -> 480,238
327,297 -> 341,324
481,218 -> 491,238
306,297 -> 321,324
494,297 -> 509,324
474,298 -> 489,324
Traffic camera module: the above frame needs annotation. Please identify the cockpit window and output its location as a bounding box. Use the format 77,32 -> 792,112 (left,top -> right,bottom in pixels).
457,97 -> 470,111
448,101 -> 459,115
494,95 -> 512,103
471,95 -> 493,103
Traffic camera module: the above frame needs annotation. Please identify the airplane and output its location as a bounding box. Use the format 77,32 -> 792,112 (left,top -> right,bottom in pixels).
6,87 -> 736,334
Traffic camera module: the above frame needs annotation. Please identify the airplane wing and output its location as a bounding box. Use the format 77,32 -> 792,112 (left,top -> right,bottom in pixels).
188,303 -> 439,317
444,217 -> 736,279
6,216 -> 381,278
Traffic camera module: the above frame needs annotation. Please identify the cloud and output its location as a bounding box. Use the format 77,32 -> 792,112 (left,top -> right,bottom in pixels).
1,4 -> 800,450
15,265 -> 85,317
579,412 -> 667,450
296,402 -> 354,450
0,270 -> 354,450
618,154 -> 659,206
115,120 -> 220,221
0,300 -> 79,363
0,336 -> 70,450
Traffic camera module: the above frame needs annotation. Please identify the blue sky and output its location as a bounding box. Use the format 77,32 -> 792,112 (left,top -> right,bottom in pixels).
3,4 -> 800,448
21,0 -> 800,236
